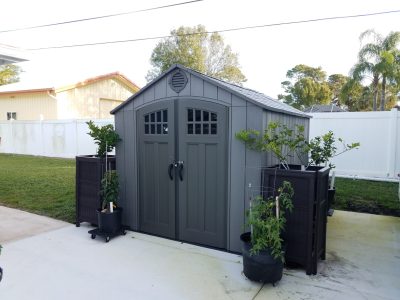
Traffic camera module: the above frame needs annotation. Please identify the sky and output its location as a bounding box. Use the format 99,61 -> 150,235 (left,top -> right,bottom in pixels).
1,0 -> 399,98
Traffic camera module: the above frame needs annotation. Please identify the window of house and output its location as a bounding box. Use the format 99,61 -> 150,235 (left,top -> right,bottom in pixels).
7,112 -> 17,120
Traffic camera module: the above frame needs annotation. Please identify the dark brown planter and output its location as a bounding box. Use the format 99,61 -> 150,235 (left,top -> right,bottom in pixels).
262,165 -> 329,275
75,155 -> 116,226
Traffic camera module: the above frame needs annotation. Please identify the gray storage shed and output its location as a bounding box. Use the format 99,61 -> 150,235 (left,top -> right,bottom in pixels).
111,64 -> 310,253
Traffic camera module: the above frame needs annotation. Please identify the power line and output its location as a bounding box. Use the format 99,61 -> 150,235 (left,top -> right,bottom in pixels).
0,0 -> 203,33
29,9 -> 400,51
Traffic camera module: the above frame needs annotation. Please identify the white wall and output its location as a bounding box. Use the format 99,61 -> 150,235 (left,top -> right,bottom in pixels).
309,109 -> 400,181
0,119 -> 114,158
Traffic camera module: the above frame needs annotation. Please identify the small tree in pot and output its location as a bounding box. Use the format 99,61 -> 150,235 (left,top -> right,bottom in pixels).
97,170 -> 122,234
241,181 -> 294,285
76,121 -> 121,227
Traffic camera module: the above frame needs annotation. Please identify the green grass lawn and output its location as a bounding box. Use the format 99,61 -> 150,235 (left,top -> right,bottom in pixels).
0,154 -> 399,222
0,154 -> 75,223
334,177 -> 400,217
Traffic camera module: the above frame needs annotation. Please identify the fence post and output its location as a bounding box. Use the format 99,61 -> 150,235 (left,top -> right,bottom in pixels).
387,109 -> 398,179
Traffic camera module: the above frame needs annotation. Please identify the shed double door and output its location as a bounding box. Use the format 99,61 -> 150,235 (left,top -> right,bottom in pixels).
138,99 -> 227,249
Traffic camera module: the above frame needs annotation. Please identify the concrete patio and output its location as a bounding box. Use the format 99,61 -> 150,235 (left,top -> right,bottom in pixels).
0,207 -> 399,299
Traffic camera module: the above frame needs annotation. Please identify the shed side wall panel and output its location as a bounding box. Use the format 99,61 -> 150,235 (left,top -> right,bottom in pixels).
229,95 -> 247,252
115,110 -> 127,225
123,108 -> 137,229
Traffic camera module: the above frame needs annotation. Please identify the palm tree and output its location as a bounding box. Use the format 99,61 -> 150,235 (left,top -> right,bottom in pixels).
351,30 -> 400,111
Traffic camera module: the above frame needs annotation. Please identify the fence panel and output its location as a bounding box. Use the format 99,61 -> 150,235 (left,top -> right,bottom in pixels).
0,119 -> 114,158
309,109 -> 399,181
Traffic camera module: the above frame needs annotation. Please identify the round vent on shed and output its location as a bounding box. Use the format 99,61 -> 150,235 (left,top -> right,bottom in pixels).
168,70 -> 188,93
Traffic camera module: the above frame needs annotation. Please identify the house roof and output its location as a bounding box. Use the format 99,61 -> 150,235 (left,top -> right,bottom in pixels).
112,64 -> 309,118
303,104 -> 347,113
0,72 -> 140,95
0,44 -> 29,65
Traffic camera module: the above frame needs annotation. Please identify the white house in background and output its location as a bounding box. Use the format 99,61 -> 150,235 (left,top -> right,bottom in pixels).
0,72 -> 140,120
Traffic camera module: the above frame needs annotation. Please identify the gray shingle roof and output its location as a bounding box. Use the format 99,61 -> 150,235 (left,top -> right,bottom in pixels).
112,64 -> 310,118
200,73 -> 309,117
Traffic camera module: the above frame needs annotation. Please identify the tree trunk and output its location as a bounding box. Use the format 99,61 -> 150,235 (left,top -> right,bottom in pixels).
372,89 -> 378,111
380,76 -> 386,111
372,76 -> 379,111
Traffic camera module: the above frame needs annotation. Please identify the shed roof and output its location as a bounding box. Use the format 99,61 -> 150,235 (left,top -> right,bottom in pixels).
0,72 -> 140,95
111,64 -> 309,118
303,104 -> 347,113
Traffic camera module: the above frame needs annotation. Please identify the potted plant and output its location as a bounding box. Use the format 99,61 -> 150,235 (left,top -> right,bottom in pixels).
236,122 -> 359,274
306,131 -> 359,216
76,121 -> 121,226
241,181 -> 294,285
97,170 -> 122,235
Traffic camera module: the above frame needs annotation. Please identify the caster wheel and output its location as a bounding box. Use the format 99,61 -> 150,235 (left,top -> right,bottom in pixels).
123,231 -> 127,235
106,236 -> 110,243
91,234 -> 96,239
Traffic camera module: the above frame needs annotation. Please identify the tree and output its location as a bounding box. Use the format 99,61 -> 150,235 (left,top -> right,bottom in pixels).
327,74 -> 348,106
0,64 -> 22,86
278,64 -> 332,110
351,30 -> 400,111
146,25 -> 246,85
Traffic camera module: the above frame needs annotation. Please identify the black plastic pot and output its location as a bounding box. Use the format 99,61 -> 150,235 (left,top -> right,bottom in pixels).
97,208 -> 122,234
240,232 -> 283,285
0,266 -> 3,282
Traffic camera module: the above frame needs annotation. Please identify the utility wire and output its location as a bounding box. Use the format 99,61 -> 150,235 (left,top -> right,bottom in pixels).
29,9 -> 400,51
0,0 -> 203,33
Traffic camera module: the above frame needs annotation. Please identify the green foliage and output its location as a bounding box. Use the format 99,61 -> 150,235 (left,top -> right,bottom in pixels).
247,181 -> 294,261
86,121 -> 121,157
352,30 -> 400,111
236,122 -> 359,169
278,64 -> 332,110
100,170 -> 119,210
146,25 -> 247,85
0,64 -> 22,86
307,131 -> 360,168
236,122 -> 307,169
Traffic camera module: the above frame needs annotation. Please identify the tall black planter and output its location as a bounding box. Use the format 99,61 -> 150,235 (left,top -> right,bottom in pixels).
262,165 -> 329,275
240,232 -> 283,285
75,155 -> 116,226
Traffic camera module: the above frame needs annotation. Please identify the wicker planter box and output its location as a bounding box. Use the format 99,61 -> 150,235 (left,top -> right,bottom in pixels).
262,165 -> 329,275
75,155 -> 116,226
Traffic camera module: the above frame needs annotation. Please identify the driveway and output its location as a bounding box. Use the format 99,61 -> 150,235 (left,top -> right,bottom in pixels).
0,208 -> 399,300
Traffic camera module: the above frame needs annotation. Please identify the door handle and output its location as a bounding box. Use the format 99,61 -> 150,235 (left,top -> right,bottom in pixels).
168,163 -> 175,180
177,161 -> 184,181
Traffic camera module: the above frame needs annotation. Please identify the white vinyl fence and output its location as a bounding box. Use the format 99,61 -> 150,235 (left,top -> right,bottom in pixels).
0,119 -> 114,158
309,109 -> 400,181
1,110 -> 399,182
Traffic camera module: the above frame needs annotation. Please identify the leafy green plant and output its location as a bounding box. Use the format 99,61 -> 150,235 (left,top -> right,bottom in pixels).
86,121 -> 121,157
247,181 -> 294,262
236,122 -> 306,169
100,170 -> 119,210
236,121 -> 359,169
307,131 -> 360,168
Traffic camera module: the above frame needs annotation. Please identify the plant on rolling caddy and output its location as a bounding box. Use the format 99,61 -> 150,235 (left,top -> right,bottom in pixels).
241,181 -> 294,285
93,144 -> 124,241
